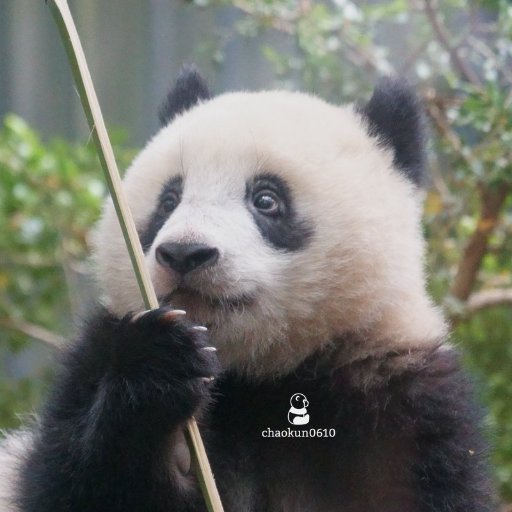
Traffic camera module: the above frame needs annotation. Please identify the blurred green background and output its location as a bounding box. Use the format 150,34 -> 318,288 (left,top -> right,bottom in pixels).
1,0 -> 511,505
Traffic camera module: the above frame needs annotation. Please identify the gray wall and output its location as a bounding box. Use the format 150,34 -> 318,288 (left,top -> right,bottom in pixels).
0,0 -> 289,146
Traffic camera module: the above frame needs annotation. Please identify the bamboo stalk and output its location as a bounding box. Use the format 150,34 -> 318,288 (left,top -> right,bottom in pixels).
46,2 -> 224,510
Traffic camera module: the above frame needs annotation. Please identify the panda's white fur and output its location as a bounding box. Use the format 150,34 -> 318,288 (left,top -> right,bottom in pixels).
0,430 -> 31,511
93,90 -> 446,378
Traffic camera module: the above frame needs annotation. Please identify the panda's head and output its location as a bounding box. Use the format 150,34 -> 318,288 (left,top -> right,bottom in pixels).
93,66 -> 446,378
290,393 -> 309,410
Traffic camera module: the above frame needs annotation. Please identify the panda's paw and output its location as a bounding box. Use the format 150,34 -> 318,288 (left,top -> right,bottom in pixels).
111,306 -> 220,412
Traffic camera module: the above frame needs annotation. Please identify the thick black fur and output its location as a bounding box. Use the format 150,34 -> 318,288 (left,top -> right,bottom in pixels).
18,312 -> 495,511
210,348 -> 495,511
158,65 -> 211,126
17,307 -> 219,512
360,78 -> 427,186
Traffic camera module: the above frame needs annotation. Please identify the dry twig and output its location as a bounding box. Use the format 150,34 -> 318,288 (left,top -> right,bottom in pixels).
423,0 -> 482,86
467,288 -> 512,314
0,319 -> 64,349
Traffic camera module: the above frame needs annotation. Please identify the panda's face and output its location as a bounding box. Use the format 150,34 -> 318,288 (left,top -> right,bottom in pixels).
143,168 -> 312,316
93,84 -> 446,377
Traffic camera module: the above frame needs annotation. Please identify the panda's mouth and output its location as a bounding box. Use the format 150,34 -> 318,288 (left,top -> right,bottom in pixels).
160,286 -> 256,312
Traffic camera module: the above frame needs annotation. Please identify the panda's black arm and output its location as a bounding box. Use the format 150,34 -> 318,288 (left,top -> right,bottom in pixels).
404,348 -> 496,512
18,307 -> 216,512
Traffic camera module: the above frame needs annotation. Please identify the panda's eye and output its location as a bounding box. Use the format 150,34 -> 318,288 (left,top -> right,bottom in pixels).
253,191 -> 280,216
158,192 -> 179,216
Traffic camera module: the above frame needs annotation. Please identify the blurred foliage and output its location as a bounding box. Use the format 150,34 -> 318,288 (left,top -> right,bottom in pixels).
0,115 -> 135,429
188,0 -> 512,498
1,0 -> 512,503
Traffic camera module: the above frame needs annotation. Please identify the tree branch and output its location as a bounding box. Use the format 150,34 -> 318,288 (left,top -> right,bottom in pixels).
450,184 -> 510,302
423,93 -> 478,171
230,0 -> 295,33
398,38 -> 430,74
423,0 -> 482,86
467,35 -> 512,85
0,318 -> 65,349
466,288 -> 512,314
229,0 -> 383,74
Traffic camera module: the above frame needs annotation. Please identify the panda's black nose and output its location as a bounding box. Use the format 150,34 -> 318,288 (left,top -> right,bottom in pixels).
156,242 -> 219,275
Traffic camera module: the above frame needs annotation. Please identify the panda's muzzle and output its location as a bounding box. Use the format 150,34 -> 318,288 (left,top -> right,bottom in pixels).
156,242 -> 219,275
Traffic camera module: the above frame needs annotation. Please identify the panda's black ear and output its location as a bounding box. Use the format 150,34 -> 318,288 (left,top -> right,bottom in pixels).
359,78 -> 427,186
158,64 -> 211,126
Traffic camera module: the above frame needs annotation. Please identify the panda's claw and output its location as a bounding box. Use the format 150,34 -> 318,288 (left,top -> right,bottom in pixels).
130,308 -> 187,324
201,377 -> 215,384
130,309 -> 152,323
192,325 -> 208,332
201,346 -> 217,352
160,309 -> 187,322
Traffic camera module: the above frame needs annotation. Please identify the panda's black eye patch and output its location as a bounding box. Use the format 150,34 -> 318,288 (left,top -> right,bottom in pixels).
139,176 -> 183,252
246,174 -> 313,252
157,191 -> 180,217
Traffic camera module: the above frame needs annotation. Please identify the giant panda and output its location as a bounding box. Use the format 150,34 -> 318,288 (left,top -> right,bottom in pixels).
0,66 -> 495,512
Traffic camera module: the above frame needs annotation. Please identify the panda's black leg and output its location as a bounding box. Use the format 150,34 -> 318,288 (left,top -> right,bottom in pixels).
18,306 -> 219,512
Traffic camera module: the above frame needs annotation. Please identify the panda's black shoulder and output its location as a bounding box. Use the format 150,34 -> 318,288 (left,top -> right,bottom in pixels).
396,346 -> 490,451
395,347 -> 495,509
